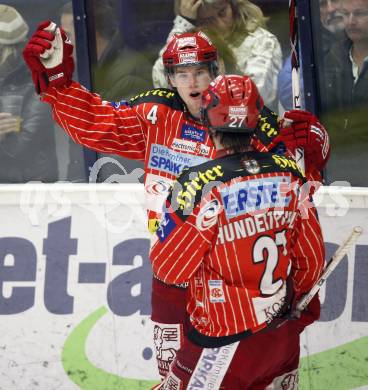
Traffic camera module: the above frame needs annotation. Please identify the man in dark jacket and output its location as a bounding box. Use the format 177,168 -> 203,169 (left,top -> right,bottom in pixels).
0,4 -> 58,182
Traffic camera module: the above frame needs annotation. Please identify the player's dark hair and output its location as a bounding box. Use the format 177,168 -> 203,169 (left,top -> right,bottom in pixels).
211,131 -> 253,153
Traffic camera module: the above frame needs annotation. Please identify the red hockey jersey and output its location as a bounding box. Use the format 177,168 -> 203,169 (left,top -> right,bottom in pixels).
150,152 -> 325,346
42,82 -> 282,232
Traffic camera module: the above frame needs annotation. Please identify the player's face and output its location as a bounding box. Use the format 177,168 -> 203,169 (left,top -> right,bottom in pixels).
341,0 -> 368,42
319,0 -> 344,33
197,0 -> 234,38
169,65 -> 212,118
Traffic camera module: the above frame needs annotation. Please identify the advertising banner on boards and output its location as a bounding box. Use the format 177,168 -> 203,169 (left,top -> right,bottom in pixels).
0,184 -> 367,390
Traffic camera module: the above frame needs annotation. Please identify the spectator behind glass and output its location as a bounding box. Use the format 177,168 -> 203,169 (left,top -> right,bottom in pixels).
152,0 -> 282,110
60,2 -> 153,101
196,26 -> 241,75
278,0 -> 346,111
0,4 -> 58,182
321,0 -> 368,186
60,2 -> 152,182
92,2 -> 154,100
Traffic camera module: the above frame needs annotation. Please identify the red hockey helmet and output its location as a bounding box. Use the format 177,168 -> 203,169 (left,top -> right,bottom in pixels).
162,32 -> 218,76
201,74 -> 264,133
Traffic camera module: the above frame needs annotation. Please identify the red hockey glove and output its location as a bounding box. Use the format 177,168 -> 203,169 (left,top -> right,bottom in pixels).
23,20 -> 74,94
279,110 -> 330,171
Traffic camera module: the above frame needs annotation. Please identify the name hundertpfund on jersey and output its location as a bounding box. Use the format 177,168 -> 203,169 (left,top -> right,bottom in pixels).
217,210 -> 297,244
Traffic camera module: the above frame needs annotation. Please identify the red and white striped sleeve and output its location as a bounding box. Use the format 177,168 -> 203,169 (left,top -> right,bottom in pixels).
150,201 -> 217,285
42,82 -> 147,160
289,199 -> 325,297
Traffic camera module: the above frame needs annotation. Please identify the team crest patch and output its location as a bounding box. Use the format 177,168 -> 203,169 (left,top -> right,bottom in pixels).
208,280 -> 225,303
242,158 -> 260,174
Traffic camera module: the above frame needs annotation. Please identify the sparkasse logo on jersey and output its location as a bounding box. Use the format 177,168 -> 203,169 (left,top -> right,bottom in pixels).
148,144 -> 208,175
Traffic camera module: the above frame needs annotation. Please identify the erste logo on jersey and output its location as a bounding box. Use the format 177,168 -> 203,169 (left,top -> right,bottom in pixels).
181,124 -> 206,143
220,177 -> 292,219
149,144 -> 208,175
171,138 -> 210,156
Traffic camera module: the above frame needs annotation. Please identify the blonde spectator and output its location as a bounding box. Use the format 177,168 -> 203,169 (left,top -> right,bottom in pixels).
152,0 -> 283,109
0,4 -> 58,182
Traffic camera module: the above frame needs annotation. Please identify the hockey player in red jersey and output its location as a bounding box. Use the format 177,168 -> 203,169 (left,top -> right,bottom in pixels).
150,74 -> 325,389
22,22 -> 328,381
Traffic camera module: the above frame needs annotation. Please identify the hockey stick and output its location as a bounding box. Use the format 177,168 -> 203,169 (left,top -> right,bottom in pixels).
295,226 -> 363,313
289,0 -> 305,171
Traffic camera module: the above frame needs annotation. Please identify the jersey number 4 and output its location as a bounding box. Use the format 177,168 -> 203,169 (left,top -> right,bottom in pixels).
147,105 -> 158,124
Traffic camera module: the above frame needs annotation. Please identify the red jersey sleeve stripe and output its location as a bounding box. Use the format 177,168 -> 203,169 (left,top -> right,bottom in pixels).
42,82 -> 147,160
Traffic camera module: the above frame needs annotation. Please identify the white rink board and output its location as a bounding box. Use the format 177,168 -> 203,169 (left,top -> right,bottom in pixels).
0,183 -> 367,390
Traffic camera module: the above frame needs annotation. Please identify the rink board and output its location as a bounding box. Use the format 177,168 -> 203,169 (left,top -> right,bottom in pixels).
0,183 -> 367,390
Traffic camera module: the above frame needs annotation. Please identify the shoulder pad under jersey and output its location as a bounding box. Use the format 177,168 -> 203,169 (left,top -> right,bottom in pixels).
129,88 -> 184,110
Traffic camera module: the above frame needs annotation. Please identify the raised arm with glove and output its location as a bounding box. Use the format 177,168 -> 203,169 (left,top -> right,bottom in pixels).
251,107 -> 330,182
279,109 -> 330,174
22,20 -> 74,94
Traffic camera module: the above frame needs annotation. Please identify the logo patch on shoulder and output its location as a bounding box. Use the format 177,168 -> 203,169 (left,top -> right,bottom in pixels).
157,213 -> 176,242
181,124 -> 206,143
110,101 -> 128,109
